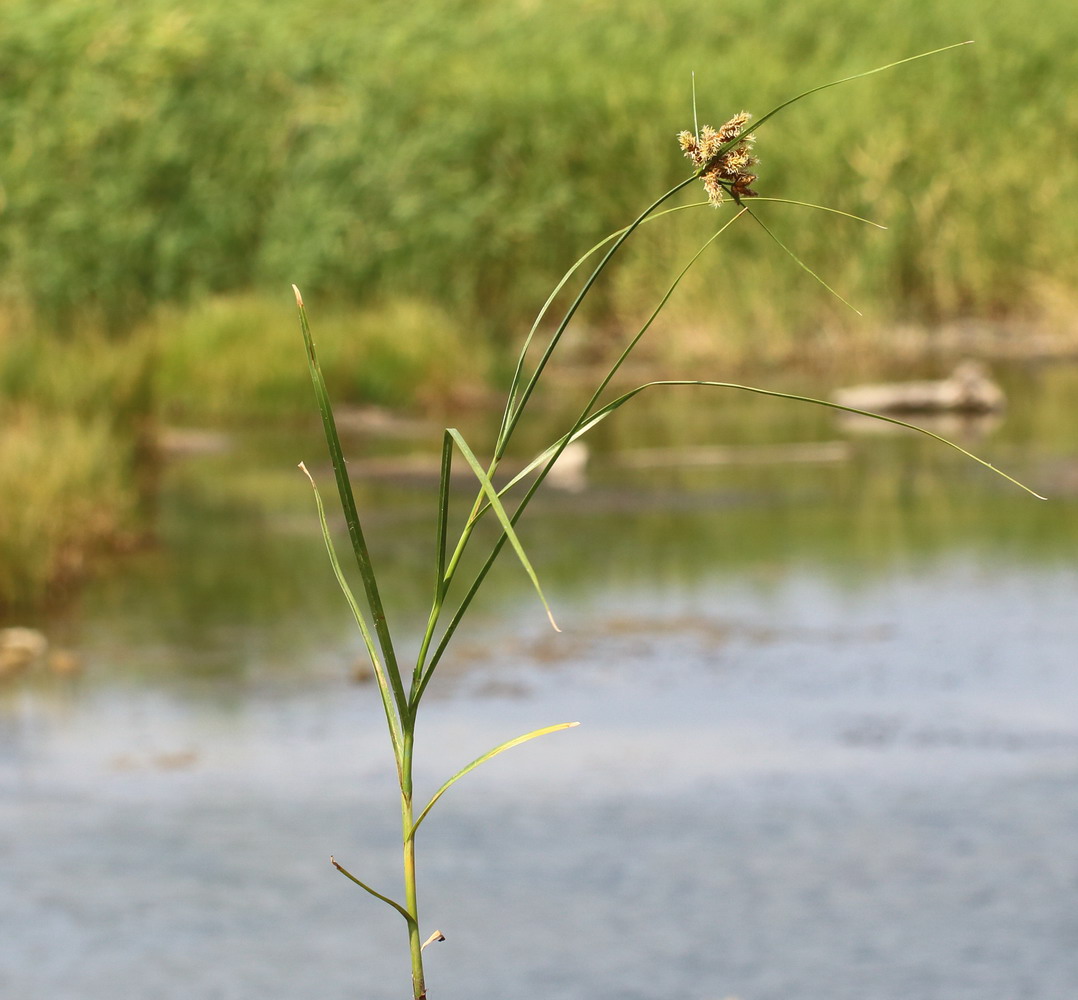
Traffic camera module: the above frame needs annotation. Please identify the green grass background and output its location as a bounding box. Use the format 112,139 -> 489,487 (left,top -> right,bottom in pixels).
3,0 -> 1076,346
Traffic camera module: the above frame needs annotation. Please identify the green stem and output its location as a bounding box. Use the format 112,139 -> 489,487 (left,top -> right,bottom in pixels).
412,209 -> 747,705
412,177 -> 699,699
400,733 -> 426,1000
496,175 -> 696,456
411,447 -> 494,704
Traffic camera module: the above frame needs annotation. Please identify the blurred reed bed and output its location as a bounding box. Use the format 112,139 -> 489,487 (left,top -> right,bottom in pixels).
0,411 -> 135,607
150,295 -> 483,420
0,0 -> 1075,356
0,329 -> 153,607
0,293 -> 479,607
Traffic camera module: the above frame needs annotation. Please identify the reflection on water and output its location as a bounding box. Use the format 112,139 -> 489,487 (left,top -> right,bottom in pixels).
3,362 -> 1078,1000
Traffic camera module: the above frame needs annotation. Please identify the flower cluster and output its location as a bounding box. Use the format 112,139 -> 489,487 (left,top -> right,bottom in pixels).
677,111 -> 758,206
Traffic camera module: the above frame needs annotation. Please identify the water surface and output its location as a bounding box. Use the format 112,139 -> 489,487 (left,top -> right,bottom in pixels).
3,362 -> 1078,999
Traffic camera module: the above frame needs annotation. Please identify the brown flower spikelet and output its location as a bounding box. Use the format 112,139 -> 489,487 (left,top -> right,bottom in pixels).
677,111 -> 758,206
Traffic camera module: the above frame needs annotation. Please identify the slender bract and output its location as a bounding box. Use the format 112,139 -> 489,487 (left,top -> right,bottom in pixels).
410,722 -> 580,838
296,42 -> 1040,1000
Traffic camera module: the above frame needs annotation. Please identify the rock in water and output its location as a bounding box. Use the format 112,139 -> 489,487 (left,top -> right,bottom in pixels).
833,360 -> 1005,414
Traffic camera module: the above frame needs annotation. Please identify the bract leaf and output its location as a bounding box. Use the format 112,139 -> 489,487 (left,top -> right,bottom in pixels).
410,722 -> 580,837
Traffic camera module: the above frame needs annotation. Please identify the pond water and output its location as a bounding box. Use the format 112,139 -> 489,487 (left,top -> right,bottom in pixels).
3,361 -> 1078,1000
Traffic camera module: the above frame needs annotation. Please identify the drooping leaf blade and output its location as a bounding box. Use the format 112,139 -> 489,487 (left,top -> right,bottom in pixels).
747,209 -> 861,314
448,428 -> 561,631
750,197 -> 887,228
572,380 -> 1048,499
330,856 -> 416,928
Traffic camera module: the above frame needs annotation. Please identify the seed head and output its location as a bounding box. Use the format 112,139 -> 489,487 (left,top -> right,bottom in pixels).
677,111 -> 759,206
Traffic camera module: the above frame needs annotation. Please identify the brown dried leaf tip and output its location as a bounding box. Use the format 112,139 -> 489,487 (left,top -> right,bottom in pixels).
677,111 -> 759,206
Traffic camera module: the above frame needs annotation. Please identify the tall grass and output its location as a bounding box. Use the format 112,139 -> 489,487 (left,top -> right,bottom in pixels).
295,47 -> 1043,999
1,0 -> 1076,349
0,411 -> 139,607
151,294 -> 483,420
0,330 -> 151,608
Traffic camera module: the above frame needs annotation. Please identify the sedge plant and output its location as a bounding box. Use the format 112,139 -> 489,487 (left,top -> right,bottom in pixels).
294,42 -> 1043,1000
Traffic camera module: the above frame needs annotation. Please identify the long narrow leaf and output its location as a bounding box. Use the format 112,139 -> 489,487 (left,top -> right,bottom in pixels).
497,201 -> 707,451
746,209 -> 861,314
492,427 -> 596,499
503,44 -> 970,451
411,432 -> 456,698
330,856 -> 416,928
426,204 -> 725,687
294,286 -> 408,721
751,197 -> 887,228
434,430 -> 453,587
448,428 -> 560,631
412,44 -> 982,709
423,375 -> 1044,710
410,722 -> 579,837
500,201 -> 858,473
411,208 -> 747,703
485,210 -> 751,507
497,176 -> 698,454
699,42 -> 972,179
576,381 -> 1048,499
749,42 -> 972,139
300,464 -> 404,761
